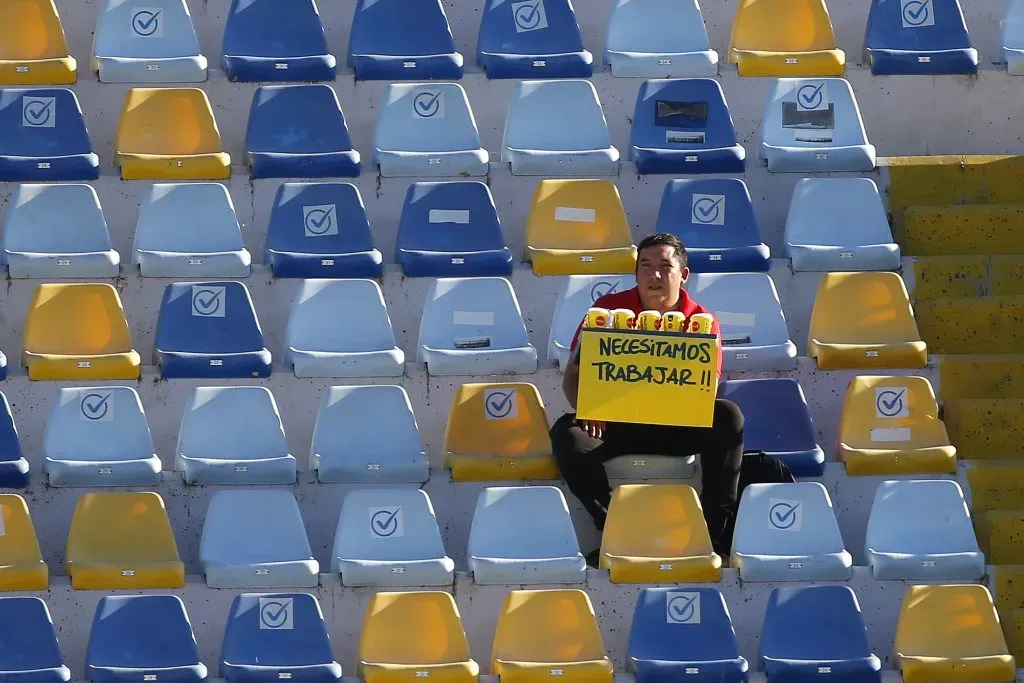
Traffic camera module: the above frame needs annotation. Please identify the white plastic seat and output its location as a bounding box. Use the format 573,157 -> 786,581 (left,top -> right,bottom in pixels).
92,0 -> 207,82
604,0 -> 718,77
548,274 -> 636,370
1004,0 -> 1024,74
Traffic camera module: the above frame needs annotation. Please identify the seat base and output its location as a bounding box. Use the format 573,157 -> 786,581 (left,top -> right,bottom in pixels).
205,561 -> 320,588
6,251 -> 120,278
632,658 -> 747,683
770,448 -> 826,478
686,245 -> 771,273
137,251 -> 251,278
810,340 -> 929,370
729,48 -> 846,77
399,249 -> 514,278
899,655 -> 1015,683
337,557 -> 455,587
763,656 -> 880,683
222,662 -> 342,683
761,144 -> 877,173
633,146 -> 746,175
787,244 -> 901,272
0,561 -> 48,590
118,152 -> 231,180
506,148 -> 619,176
267,249 -> 384,279
45,456 -> 162,487
157,350 -> 273,379
376,149 -> 488,178
448,454 -> 559,482
249,151 -> 361,179
495,659 -> 614,683
178,455 -> 297,485
479,51 -> 593,79
349,53 -> 464,81
605,50 -> 719,79
0,457 -> 30,488
867,48 -> 979,76
95,55 -> 209,83
362,661 -> 478,683
24,352 -> 141,381
869,550 -> 985,581
839,444 -> 957,476
603,454 -> 696,479
605,553 -> 722,583
315,458 -> 429,484
0,153 -> 99,181
290,348 -> 405,378
529,247 -> 637,276
722,343 -> 798,371
421,346 -> 538,376
732,551 -> 853,581
223,54 -> 336,82
67,561 -> 185,589
90,664 -> 205,683
1007,48 -> 1024,75
0,58 -> 77,85
469,555 -> 586,585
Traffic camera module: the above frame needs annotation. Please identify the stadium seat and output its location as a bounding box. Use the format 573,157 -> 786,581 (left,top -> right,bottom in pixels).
43,387 -> 160,487
864,0 -> 977,75
115,87 -> 230,180
785,178 -> 900,272
0,0 -> 76,84
759,586 -> 881,683
246,85 -> 360,178
86,596 -> 206,683
397,182 -> 513,277
359,592 -> 478,683
176,386 -> 295,485
492,590 -> 613,683
838,376 -> 956,475
22,283 -> 140,380
687,273 -> 797,371
200,490 -> 318,588
93,0 -> 207,83
133,183 -> 250,277
604,0 -> 718,78
502,80 -> 619,176
718,379 -> 824,477
627,587 -> 747,683
0,495 -> 47,589
331,488 -> 453,587
630,79 -> 744,174
348,0 -> 463,80
443,382 -> 556,480
600,484 -> 722,583
759,78 -> 875,172
731,482 -> 852,581
0,394 -> 28,488
727,0 -> 845,76
154,281 -> 272,378
468,486 -> 586,584
477,0 -> 592,78
65,492 -> 184,589
549,274 -> 637,370
221,593 -> 342,683
0,88 -> 98,180
311,385 -> 428,484
1004,0 -> 1024,74
808,272 -> 928,370
418,278 -> 537,375
264,182 -> 383,279
3,184 -> 119,278
655,179 -> 769,273
525,179 -> 637,275
0,597 -> 68,682
374,84 -> 487,177
895,585 -> 1014,683
221,0 -> 335,82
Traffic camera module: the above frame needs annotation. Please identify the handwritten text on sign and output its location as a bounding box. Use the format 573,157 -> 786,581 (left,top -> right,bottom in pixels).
577,329 -> 719,428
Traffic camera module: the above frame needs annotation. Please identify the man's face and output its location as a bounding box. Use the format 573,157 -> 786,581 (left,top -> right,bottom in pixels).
636,244 -> 688,310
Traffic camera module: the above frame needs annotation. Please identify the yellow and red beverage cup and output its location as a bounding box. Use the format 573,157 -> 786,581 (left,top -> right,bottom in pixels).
662,311 -> 686,332
636,310 -> 662,331
586,307 -> 610,328
688,313 -> 715,335
611,308 -> 636,329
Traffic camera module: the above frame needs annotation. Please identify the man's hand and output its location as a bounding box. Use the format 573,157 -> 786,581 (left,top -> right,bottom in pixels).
577,418 -> 606,439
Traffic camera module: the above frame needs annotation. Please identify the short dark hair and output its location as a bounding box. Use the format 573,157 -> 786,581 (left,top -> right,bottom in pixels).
636,233 -> 687,270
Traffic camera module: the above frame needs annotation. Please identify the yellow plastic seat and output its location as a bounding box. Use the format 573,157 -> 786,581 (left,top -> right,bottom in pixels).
115,88 -> 230,180
359,591 -> 479,683
443,383 -> 557,481
22,283 -> 141,381
492,590 -> 613,683
525,179 -> 637,276
808,273 -> 928,370
0,0 -> 76,84
599,484 -> 721,583
65,492 -> 185,590
839,376 -> 957,476
0,495 -> 48,590
895,585 -> 1014,683
727,0 -> 845,77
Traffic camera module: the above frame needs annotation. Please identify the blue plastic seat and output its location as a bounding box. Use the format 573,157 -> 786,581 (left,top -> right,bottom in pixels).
864,0 -> 977,75
0,88 -> 98,181
1004,0 -> 1024,74
264,183 -> 383,279
43,387 -> 160,487
93,0 -> 207,83
3,184 -> 119,278
0,393 -> 27,488
627,588 -> 747,683
348,0 -> 463,80
656,179 -> 768,272
285,279 -> 404,378
630,79 -> 744,174
605,0 -> 718,78
155,281 -> 271,379
477,0 -> 593,79
0,597 -> 70,683
222,0 -> 335,82
397,182 -> 512,277
86,596 -> 207,683
177,386 -> 295,485
760,587 -> 881,683
200,490 -> 318,588
548,274 -> 636,370
718,379 -> 824,477
221,593 -> 342,683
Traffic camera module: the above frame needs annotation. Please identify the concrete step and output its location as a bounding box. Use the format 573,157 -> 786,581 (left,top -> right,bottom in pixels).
976,510 -> 1024,564
911,256 -> 1024,299
901,206 -> 1024,256
944,399 -> 1024,459
939,354 -> 1024,401
1002,606 -> 1024,665
965,461 -> 1024,512
992,566 -> 1024,613
914,295 -> 1024,354
887,156 -> 1024,225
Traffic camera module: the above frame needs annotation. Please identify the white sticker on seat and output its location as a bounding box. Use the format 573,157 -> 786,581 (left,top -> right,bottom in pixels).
429,209 -> 470,224
870,427 -> 912,442
555,207 -> 596,223
715,311 -> 756,327
0,505 -> 5,536
453,311 -> 494,326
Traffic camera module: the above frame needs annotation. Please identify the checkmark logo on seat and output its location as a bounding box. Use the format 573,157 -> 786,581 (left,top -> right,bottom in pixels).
484,388 -> 517,420
691,194 -> 726,225
875,387 -> 909,418
901,0 -> 932,27
589,279 -> 620,302
796,83 -> 827,112
81,391 -> 113,421
369,506 -> 404,538
413,91 -> 443,118
259,597 -> 294,630
191,285 -> 226,317
22,97 -> 55,128
666,592 -> 701,624
769,499 -> 802,530
132,8 -> 163,36
302,203 -> 337,237
512,0 -> 548,32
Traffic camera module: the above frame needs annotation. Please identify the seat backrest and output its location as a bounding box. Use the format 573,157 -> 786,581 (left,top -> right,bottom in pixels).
0,494 -> 43,565
156,281 -> 265,353
246,84 -> 354,154
95,0 -> 201,59
134,183 -> 243,257
0,393 -> 24,474
627,587 -> 739,662
601,484 -> 714,559
67,492 -> 180,564
809,272 -> 921,344
733,482 -> 845,554
116,87 -> 222,155
729,0 -> 840,52
762,78 -> 868,147
443,382 -> 551,459
0,0 -> 71,60
349,0 -> 456,58
549,274 -> 637,359
0,88 -> 92,156
0,597 -> 64,673
632,79 -> 738,151
88,595 -> 200,668
867,480 -> 977,554
221,593 -> 335,668
841,375 -> 941,440
4,183 -> 111,255
1004,0 -> 1024,50
360,592 -> 472,665
785,178 -> 892,246
866,0 -> 971,51
24,283 -> 133,355
265,182 -> 375,259
526,179 -> 634,253
895,585 -> 1008,658
201,489 -> 312,563
333,488 -> 446,563
606,0 -> 712,54
687,273 -> 792,346
477,0 -> 586,56
492,590 -> 607,665
286,279 -> 397,354
44,386 -> 154,462
760,586 -> 874,661
503,80 -> 612,153
657,178 -> 760,250
469,486 -> 580,558
397,182 -> 505,254
717,379 -> 817,453
375,83 -> 481,153
177,386 -> 287,462
223,0 -> 329,58
418,277 -> 530,354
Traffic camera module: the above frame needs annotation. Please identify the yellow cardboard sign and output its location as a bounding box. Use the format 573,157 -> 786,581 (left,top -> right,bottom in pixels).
576,328 -> 719,427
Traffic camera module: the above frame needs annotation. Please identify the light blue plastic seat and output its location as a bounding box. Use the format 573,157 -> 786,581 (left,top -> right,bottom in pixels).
548,273 -> 636,370
864,0 -> 977,75
133,183 -> 250,278
0,89 -> 99,181
200,490 -> 319,589
222,0 -> 335,82
374,83 -> 487,177
311,385 -> 428,484
284,279 -> 403,378
502,80 -> 619,176
176,386 -> 296,485
3,184 -> 118,278
605,0 -> 718,78
43,387 -> 160,487
0,393 -> 27,488
418,277 -> 538,375
348,0 -> 463,80
93,0 -> 207,83
331,488 -> 454,587
687,273 -> 797,371
0,597 -> 70,683
866,480 -> 984,580
1004,0 -> 1024,74
732,482 -> 853,582
477,0 -> 593,79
